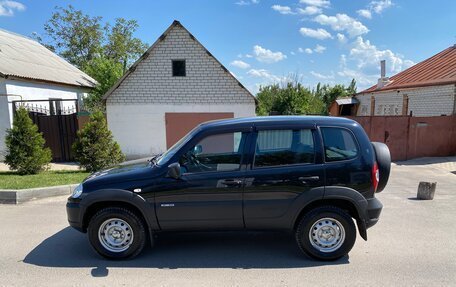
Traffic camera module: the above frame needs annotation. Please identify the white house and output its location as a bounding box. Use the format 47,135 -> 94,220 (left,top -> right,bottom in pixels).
355,46 -> 456,117
0,28 -> 97,160
103,21 -> 256,159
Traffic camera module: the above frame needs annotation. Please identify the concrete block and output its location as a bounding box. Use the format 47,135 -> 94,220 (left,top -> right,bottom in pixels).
417,182 -> 437,200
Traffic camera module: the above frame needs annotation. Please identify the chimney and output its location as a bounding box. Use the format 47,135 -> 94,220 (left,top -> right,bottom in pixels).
376,60 -> 391,89
380,60 -> 386,78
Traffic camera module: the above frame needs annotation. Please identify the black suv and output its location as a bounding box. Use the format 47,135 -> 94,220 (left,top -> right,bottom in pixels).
67,116 -> 390,261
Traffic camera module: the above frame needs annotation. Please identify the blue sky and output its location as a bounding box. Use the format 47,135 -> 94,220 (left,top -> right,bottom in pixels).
1,0 -> 455,93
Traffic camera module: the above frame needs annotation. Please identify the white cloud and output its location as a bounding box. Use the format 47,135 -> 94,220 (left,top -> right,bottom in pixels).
247,69 -> 283,83
253,45 -> 287,63
299,27 -> 333,40
299,0 -> 330,8
336,33 -> 347,43
230,60 -> 250,69
357,0 -> 393,19
349,36 -> 415,74
357,9 -> 372,19
0,1 -> 25,16
271,4 -> 295,15
300,45 -> 326,54
310,70 -> 335,80
370,0 -> 393,14
314,44 -> 326,53
297,6 -> 322,15
337,54 -> 377,87
235,0 -> 259,5
290,51 -> 296,55
314,13 -> 369,37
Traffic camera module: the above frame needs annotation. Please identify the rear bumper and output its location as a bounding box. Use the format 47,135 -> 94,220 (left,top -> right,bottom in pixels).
66,198 -> 84,232
365,197 -> 383,228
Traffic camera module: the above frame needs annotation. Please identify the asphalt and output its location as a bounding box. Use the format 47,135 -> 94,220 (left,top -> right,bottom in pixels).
0,158 -> 455,286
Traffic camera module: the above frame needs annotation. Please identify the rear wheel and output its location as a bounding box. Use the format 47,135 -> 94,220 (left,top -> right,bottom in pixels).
295,206 -> 356,261
88,207 -> 146,259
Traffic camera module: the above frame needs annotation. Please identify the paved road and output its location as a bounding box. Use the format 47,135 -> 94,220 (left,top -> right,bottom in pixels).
1,159 -> 455,286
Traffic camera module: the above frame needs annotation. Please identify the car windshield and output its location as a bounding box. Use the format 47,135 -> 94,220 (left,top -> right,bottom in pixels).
156,127 -> 200,166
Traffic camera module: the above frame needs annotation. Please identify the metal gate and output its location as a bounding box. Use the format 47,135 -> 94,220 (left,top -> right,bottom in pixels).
13,100 -> 79,162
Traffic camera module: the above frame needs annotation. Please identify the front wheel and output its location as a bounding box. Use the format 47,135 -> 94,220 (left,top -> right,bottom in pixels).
88,207 -> 147,260
295,206 -> 356,261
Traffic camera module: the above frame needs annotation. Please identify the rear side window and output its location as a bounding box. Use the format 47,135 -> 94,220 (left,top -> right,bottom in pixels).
254,129 -> 315,168
321,127 -> 358,162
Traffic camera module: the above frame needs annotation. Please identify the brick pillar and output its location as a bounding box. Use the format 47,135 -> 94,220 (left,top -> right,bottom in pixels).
402,94 -> 409,115
370,96 -> 375,116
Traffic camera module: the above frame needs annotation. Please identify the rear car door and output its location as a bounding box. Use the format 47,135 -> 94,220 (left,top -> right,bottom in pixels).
154,129 -> 250,230
243,125 -> 326,229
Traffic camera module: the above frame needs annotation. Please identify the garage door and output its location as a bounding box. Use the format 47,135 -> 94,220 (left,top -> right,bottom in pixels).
165,112 -> 234,149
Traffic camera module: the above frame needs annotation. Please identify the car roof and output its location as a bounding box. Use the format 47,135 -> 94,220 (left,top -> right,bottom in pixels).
199,116 -> 357,130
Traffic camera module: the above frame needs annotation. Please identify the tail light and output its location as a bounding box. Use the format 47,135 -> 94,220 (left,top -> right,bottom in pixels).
372,162 -> 379,192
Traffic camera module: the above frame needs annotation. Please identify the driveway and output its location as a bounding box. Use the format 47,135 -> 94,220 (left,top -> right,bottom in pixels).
0,158 -> 455,286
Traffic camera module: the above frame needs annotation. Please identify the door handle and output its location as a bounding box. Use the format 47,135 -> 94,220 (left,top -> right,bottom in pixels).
299,176 -> 320,182
220,179 -> 243,187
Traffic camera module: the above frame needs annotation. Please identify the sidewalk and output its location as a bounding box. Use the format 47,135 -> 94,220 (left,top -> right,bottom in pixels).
394,156 -> 456,173
0,162 -> 81,172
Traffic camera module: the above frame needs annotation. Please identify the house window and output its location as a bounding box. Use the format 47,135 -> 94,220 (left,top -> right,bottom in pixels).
172,60 -> 186,77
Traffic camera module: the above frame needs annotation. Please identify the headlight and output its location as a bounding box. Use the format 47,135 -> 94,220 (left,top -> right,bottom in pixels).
71,183 -> 83,198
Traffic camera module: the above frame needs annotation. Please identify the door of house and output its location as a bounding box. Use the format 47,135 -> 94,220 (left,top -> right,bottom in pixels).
165,112 -> 234,149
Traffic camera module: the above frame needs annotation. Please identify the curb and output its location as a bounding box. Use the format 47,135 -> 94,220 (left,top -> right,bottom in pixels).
0,184 -> 78,204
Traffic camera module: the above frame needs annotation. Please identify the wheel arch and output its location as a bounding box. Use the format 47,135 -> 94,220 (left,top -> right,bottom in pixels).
80,189 -> 159,245
293,187 -> 369,240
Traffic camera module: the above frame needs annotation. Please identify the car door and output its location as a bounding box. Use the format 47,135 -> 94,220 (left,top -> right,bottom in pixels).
154,129 -> 250,230
243,125 -> 326,229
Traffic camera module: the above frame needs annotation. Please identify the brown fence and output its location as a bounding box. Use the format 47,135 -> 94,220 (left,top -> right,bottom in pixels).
29,113 -> 78,162
347,116 -> 456,161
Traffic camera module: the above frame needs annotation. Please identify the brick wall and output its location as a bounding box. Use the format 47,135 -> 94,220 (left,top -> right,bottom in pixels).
356,84 -> 455,116
106,24 -> 255,106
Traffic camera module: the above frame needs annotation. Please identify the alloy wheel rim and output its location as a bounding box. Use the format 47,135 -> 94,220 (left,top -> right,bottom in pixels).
309,217 -> 345,253
98,218 -> 134,253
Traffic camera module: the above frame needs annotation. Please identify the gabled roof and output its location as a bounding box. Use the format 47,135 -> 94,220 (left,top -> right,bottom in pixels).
359,45 -> 456,94
0,28 -> 97,88
103,20 -> 256,102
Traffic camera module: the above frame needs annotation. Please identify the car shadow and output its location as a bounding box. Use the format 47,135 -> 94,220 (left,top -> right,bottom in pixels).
24,227 -> 348,275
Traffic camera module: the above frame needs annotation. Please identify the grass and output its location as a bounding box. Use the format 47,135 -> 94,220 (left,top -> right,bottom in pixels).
0,170 -> 90,190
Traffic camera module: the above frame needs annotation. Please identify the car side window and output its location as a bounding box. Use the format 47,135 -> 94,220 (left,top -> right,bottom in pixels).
321,127 -> 358,162
254,129 -> 315,168
179,132 -> 246,174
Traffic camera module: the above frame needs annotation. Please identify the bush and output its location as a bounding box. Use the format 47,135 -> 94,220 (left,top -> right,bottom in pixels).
73,111 -> 125,172
4,107 -> 52,175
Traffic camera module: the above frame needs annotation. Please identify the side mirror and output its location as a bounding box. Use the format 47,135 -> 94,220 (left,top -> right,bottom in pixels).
194,144 -> 203,155
167,162 -> 181,179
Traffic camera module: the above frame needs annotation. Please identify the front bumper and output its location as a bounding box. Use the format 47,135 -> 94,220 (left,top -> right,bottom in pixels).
365,197 -> 383,228
66,197 -> 84,232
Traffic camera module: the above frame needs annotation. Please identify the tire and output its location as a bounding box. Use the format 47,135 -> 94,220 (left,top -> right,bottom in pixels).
295,206 -> 356,261
372,142 -> 391,192
88,207 -> 147,260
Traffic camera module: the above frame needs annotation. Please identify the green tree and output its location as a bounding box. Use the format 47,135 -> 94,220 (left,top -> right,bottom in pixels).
104,18 -> 148,73
73,111 -> 125,172
4,107 -> 51,175
314,79 -> 357,114
83,56 -> 124,112
256,82 -> 325,116
42,6 -> 148,110
44,5 -> 104,69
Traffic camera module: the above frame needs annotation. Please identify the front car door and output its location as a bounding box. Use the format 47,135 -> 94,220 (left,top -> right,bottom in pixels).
154,128 -> 251,230
243,124 -> 326,229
